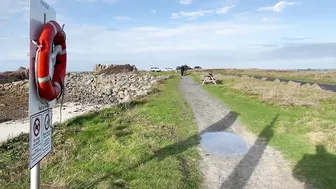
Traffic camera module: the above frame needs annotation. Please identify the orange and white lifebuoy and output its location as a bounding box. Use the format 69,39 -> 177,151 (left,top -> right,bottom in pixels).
35,20 -> 67,101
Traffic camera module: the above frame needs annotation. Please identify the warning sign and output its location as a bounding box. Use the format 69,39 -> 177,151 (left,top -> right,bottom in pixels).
29,108 -> 53,168
42,111 -> 52,155
33,118 -> 40,137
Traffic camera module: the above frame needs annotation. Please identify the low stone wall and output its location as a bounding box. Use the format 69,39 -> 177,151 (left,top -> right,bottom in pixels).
64,72 -> 170,104
0,71 -> 170,123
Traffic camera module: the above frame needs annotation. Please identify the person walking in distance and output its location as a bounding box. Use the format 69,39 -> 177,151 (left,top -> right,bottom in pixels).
180,64 -> 185,76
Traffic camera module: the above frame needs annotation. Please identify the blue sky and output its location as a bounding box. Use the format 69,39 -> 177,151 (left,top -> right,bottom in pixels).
0,0 -> 335,71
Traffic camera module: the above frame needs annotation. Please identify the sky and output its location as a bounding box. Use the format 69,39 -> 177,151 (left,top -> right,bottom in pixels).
0,0 -> 335,72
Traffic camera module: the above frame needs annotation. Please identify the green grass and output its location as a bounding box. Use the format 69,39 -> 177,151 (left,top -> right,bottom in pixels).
192,73 -> 336,189
0,76 -> 201,189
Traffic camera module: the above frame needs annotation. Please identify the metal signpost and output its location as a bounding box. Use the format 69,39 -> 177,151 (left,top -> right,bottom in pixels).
29,0 -> 56,188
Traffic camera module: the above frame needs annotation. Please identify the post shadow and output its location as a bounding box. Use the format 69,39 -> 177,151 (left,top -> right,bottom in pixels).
293,145 -> 336,189
142,111 -> 239,162
81,111 -> 239,188
220,114 -> 278,189
200,111 -> 239,135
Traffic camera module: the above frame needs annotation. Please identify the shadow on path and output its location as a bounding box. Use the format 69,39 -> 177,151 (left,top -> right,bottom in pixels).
81,111 -> 239,188
200,111 -> 239,134
220,114 -> 278,189
293,145 -> 336,189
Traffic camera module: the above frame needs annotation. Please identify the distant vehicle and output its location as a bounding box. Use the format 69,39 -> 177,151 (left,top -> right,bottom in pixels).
150,67 -> 161,72
194,66 -> 202,70
185,66 -> 193,70
176,65 -> 192,70
165,68 -> 173,71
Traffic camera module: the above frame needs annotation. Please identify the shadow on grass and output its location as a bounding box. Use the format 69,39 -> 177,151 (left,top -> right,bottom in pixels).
64,111 -> 101,127
220,114 -> 278,189
80,111 -> 239,188
216,80 -> 223,84
293,145 -> 336,189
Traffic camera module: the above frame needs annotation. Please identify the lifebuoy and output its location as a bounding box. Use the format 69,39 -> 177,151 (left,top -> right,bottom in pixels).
35,20 -> 67,101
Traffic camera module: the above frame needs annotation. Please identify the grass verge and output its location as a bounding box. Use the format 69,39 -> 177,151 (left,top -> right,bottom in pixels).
0,76 -> 201,189
192,73 -> 336,189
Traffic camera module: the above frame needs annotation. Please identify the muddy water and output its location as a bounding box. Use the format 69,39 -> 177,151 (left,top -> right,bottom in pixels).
201,132 -> 249,156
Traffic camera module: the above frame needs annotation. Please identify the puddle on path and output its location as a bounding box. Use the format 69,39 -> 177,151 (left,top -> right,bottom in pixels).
201,132 -> 249,156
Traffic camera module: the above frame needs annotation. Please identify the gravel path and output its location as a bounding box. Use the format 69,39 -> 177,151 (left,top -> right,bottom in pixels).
179,76 -> 306,189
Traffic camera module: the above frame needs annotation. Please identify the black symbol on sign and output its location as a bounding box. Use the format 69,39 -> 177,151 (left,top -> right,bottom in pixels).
45,114 -> 50,130
34,118 -> 40,137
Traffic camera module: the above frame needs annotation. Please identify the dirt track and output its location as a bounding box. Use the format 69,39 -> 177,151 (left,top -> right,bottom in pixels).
179,76 -> 306,189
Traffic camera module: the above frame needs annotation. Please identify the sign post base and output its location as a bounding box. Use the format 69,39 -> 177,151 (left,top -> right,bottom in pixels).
30,164 -> 40,189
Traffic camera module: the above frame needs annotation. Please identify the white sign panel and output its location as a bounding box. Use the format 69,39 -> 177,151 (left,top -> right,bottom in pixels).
29,108 -> 52,168
29,0 -> 56,169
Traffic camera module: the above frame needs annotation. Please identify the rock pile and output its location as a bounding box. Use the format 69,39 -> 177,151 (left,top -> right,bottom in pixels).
64,72 -> 170,105
0,80 -> 29,122
0,67 -> 29,84
0,80 -> 29,92
94,64 -> 137,74
0,70 -> 170,123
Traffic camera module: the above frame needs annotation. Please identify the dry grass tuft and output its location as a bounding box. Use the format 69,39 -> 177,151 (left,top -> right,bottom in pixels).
297,112 -> 336,152
307,132 -> 330,145
287,81 -> 301,87
212,74 -> 335,107
195,68 -> 336,84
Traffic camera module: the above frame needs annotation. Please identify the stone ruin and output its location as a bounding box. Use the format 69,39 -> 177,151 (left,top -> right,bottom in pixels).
94,64 -> 138,74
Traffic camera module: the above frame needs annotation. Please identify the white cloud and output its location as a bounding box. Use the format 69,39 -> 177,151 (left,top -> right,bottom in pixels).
0,0 -> 29,28
150,10 -> 157,14
260,17 -> 278,22
258,1 -> 297,12
56,21 -> 290,56
2,3 -> 330,71
179,0 -> 192,5
171,10 -> 213,19
216,5 -> 235,14
0,19 -> 290,61
171,5 -> 235,19
114,16 -> 131,21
